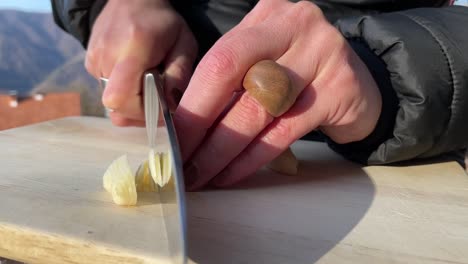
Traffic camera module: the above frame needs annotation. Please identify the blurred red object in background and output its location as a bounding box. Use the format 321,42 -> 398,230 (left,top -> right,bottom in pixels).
0,92 -> 80,130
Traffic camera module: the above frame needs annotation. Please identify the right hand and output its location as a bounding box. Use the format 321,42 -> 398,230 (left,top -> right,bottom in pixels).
86,0 -> 198,126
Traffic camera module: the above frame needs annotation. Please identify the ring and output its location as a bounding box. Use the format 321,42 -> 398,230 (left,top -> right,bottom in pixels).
99,77 -> 109,90
99,77 -> 116,113
242,60 -> 298,117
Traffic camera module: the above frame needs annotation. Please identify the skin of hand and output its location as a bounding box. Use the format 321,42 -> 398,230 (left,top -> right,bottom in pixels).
85,0 -> 198,126
174,0 -> 382,190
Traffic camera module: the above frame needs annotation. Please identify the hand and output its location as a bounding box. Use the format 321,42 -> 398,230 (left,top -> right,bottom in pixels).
86,0 -> 197,126
174,0 -> 382,190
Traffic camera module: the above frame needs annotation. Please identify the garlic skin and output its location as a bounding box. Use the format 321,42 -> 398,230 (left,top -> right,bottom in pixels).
267,148 -> 299,175
102,155 -> 137,206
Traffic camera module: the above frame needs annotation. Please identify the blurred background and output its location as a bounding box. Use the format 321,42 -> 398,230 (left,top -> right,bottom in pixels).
0,0 -> 104,131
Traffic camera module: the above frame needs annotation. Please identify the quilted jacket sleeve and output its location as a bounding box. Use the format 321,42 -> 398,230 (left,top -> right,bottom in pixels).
50,0 -> 107,48
327,6 -> 468,164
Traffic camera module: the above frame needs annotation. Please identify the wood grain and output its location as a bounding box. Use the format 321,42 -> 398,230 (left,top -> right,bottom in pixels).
1,117 -> 468,264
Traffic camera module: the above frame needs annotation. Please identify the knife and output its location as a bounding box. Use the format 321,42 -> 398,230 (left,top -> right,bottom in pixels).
100,74 -> 187,264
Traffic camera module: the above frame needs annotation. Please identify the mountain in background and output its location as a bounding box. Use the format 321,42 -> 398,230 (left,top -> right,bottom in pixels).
32,52 -> 105,117
0,9 -> 104,116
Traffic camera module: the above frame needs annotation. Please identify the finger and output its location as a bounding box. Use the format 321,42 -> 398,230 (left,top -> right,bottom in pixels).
84,48 -> 101,79
174,23 -> 294,162
184,92 -> 273,190
211,88 -> 326,187
186,56 -> 313,190
102,59 -> 146,120
85,33 -> 112,79
163,24 -> 198,112
109,112 -> 146,127
100,13 -> 181,120
236,0 -> 290,29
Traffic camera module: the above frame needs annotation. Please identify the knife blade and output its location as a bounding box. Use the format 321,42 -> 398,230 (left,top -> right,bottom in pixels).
144,72 -> 187,264
99,75 -> 187,264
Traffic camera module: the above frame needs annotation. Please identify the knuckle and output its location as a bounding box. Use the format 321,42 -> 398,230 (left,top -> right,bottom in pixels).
234,94 -> 271,131
265,119 -> 295,146
290,1 -> 324,23
171,62 -> 193,84
324,25 -> 345,46
85,49 -> 99,75
250,0 -> 281,16
198,46 -> 238,80
126,23 -> 155,45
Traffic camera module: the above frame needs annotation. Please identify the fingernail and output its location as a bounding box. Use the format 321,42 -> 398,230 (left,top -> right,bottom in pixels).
184,162 -> 198,190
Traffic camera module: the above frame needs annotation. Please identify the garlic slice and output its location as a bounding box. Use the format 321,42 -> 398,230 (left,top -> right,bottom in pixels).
161,151 -> 172,186
135,159 -> 157,192
102,155 -> 137,206
148,150 -> 173,187
103,151 -> 175,206
267,148 -> 299,175
148,149 -> 163,187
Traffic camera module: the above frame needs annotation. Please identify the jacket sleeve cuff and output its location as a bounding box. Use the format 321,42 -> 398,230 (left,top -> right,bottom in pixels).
323,39 -> 399,165
331,7 -> 468,164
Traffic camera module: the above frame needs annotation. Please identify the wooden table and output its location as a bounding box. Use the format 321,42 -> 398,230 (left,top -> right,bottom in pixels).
0,117 -> 467,264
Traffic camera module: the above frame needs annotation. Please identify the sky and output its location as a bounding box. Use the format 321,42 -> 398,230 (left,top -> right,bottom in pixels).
0,0 -> 51,13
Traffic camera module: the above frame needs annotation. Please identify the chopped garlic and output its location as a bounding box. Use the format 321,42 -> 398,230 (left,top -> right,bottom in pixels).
135,159 -> 157,192
103,151 -> 174,206
148,150 -> 173,187
102,155 -> 137,206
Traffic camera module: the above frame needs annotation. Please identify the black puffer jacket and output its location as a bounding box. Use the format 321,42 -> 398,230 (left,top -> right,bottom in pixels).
51,0 -> 468,165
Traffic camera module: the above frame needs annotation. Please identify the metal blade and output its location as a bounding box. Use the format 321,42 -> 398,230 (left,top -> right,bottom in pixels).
144,72 -> 187,264
99,75 -> 187,263
144,74 -> 159,150
144,74 -> 161,186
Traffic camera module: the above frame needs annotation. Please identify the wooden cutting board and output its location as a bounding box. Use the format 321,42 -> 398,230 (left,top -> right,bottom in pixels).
1,117 -> 468,264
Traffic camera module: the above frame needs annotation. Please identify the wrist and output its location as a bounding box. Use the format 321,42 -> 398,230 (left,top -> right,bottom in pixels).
323,39 -> 399,164
318,43 -> 382,143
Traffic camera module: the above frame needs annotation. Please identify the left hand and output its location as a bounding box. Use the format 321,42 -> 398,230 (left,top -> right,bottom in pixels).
174,0 -> 382,190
